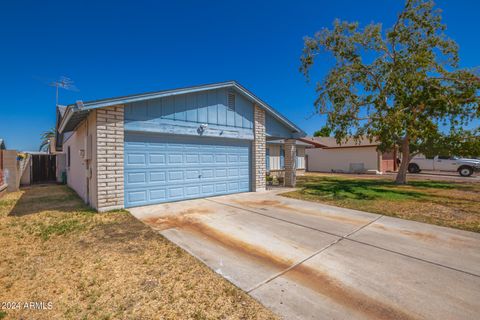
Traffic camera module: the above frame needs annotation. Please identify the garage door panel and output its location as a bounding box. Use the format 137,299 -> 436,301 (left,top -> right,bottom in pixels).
150,188 -> 166,201
185,170 -> 200,179
185,154 -> 199,163
125,133 -> 251,207
168,171 -> 184,181
168,154 -> 183,164
216,183 -> 227,193
149,154 -> 166,165
201,169 -> 214,178
127,172 -> 146,184
215,154 -> 227,163
201,184 -> 215,194
216,168 -> 227,178
126,153 -> 146,166
127,190 -> 147,204
150,171 -> 166,182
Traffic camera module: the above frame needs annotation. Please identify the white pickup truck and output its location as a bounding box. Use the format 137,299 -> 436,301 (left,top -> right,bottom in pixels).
408,155 -> 480,177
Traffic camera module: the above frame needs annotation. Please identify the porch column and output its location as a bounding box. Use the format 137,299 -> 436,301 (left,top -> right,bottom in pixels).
284,139 -> 296,187
252,105 -> 266,191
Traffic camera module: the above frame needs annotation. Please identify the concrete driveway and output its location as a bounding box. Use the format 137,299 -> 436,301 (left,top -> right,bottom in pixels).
129,190 -> 480,320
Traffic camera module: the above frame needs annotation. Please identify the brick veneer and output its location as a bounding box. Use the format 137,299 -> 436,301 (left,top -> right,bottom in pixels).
284,139 -> 297,187
253,105 -> 266,191
96,106 -> 124,211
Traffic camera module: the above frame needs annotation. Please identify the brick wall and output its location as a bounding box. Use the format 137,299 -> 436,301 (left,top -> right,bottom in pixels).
284,139 -> 296,187
253,105 -> 266,191
96,106 -> 124,211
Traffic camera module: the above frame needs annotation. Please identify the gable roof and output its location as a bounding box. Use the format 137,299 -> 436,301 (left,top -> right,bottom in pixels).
299,136 -> 379,149
58,81 -> 305,136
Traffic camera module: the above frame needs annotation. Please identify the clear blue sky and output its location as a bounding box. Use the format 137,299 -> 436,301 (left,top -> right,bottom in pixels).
1,0 -> 478,151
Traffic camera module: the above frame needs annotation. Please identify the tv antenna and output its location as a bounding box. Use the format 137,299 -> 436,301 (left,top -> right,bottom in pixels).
49,76 -> 78,106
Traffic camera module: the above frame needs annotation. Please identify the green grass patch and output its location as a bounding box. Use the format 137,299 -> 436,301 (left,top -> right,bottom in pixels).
283,174 -> 480,232
296,177 -> 427,201
37,218 -> 88,240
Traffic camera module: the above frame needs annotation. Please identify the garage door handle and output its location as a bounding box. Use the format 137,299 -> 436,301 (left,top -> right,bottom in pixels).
198,174 -> 202,178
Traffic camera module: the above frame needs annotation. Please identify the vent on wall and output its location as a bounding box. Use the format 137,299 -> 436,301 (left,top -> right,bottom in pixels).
227,91 -> 235,112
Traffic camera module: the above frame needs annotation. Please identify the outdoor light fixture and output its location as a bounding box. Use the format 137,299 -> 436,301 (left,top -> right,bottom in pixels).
198,124 -> 208,135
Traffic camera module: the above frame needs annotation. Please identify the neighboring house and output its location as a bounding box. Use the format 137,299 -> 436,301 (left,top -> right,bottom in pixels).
266,139 -> 312,177
301,137 -> 397,173
56,81 -> 305,211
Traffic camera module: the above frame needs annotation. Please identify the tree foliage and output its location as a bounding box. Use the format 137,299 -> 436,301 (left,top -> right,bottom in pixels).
300,0 -> 480,183
313,126 -> 332,137
39,128 -> 55,152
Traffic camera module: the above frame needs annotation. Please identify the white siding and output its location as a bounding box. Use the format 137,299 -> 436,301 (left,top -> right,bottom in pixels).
62,111 -> 97,206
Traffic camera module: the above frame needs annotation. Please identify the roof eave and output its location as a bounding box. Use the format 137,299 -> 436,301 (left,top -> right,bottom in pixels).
57,106 -> 74,133
60,81 -> 306,136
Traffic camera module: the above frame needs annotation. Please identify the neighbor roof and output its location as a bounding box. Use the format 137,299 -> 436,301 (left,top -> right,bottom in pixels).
299,137 -> 379,149
58,81 -> 306,136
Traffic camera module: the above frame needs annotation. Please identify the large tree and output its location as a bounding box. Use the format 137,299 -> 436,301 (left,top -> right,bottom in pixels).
300,0 -> 480,184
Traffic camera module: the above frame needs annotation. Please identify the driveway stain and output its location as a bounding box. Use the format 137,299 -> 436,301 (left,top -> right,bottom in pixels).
144,212 -> 418,320
145,213 -> 294,271
287,264 -> 417,320
232,199 -> 368,225
372,224 -> 437,242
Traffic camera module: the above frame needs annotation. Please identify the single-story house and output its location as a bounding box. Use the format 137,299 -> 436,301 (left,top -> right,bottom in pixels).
301,137 -> 397,173
56,81 -> 305,211
266,139 -> 312,177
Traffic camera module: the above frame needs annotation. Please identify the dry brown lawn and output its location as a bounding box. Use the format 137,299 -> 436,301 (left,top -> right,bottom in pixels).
282,173 -> 480,233
0,185 -> 277,320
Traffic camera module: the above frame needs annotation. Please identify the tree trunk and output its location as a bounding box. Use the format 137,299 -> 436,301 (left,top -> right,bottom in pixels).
395,136 -> 410,184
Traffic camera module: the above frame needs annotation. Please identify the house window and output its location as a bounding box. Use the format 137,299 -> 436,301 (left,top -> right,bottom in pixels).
227,92 -> 235,112
67,146 -> 71,167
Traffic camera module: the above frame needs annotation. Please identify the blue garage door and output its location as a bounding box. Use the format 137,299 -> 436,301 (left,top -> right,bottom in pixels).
124,132 -> 251,208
